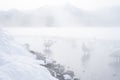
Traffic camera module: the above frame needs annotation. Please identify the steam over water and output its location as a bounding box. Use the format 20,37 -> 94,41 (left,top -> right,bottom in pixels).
0,0 -> 120,79
3,27 -> 120,80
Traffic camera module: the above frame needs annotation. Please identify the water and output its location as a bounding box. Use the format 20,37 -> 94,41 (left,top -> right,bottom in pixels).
3,27 -> 120,80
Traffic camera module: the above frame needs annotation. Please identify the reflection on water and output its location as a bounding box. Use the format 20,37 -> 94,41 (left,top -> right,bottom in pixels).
81,42 -> 91,67
110,49 -> 120,80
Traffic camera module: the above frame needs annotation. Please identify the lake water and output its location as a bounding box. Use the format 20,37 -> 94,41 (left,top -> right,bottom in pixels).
2,27 -> 120,80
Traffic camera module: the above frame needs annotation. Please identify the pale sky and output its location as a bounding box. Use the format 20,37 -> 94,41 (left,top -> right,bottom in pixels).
0,0 -> 120,11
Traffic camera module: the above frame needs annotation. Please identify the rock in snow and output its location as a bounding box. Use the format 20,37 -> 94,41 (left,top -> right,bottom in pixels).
0,29 -> 58,80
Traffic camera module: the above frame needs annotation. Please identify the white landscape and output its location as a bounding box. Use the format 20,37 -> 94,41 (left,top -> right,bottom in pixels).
0,29 -> 58,80
0,0 -> 120,80
1,27 -> 120,80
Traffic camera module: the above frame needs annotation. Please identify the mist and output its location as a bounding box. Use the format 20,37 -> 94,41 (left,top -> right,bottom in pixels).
0,4 -> 120,27
0,1 -> 120,80
2,27 -> 120,80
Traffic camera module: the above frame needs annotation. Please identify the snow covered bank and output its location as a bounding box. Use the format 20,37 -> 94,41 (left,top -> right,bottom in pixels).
0,30 -> 58,80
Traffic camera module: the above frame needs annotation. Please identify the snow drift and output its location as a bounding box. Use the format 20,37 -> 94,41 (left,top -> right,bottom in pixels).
0,29 -> 58,80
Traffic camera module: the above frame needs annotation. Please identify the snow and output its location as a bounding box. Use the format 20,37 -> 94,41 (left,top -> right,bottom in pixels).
2,27 -> 120,80
0,30 -> 58,80
63,74 -> 72,80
